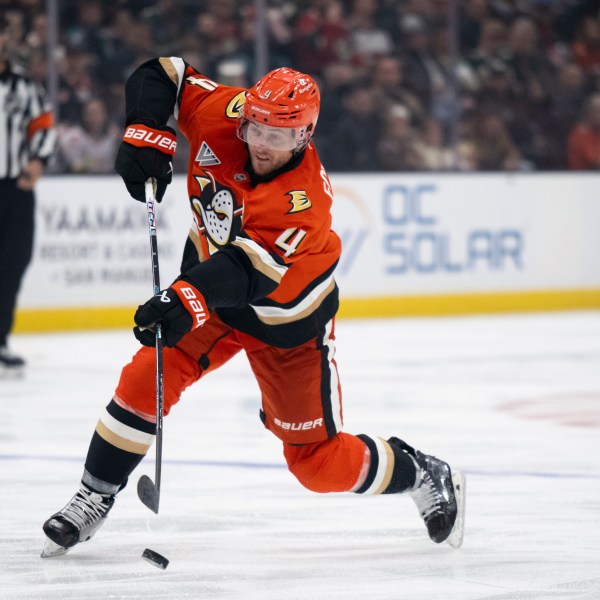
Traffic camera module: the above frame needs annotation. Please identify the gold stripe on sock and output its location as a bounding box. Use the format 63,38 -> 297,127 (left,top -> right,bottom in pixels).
95,419 -> 151,455
373,439 -> 395,495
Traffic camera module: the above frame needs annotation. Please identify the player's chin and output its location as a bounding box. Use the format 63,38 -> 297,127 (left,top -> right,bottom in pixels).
251,157 -> 275,176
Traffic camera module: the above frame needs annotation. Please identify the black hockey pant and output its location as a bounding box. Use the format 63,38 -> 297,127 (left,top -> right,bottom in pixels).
0,179 -> 34,346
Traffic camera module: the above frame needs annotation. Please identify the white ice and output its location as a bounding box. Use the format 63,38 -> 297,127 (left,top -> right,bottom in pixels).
1,312 -> 600,599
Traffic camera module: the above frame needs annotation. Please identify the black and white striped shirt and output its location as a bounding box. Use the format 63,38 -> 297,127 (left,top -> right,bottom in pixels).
0,63 -> 56,179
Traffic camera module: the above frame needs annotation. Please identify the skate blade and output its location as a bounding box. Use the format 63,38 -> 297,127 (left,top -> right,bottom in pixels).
41,537 -> 69,558
446,470 -> 466,549
0,366 -> 25,379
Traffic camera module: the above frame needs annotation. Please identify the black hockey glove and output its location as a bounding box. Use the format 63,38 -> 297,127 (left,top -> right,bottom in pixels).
134,281 -> 210,348
114,123 -> 177,202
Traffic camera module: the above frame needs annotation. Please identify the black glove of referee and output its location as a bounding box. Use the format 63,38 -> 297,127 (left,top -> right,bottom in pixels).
114,122 -> 177,203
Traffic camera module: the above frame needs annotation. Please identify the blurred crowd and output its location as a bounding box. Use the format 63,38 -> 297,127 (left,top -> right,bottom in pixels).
2,0 -> 600,172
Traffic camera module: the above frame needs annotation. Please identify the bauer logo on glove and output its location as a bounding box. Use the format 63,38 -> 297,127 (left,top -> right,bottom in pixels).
114,121 -> 177,203
123,125 -> 177,154
133,281 -> 209,347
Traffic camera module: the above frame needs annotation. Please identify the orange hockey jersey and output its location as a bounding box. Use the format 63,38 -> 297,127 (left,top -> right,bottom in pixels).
124,57 -> 341,347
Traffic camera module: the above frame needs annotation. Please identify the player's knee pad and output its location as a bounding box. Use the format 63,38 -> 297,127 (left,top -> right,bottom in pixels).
283,432 -> 368,493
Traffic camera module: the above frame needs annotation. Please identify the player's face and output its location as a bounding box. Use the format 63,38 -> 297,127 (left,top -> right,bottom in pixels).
246,122 -> 295,175
241,120 -> 296,175
244,120 -> 296,151
248,144 -> 294,176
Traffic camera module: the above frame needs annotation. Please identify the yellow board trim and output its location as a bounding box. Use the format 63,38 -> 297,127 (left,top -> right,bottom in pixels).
13,289 -> 600,333
337,289 -> 600,319
14,306 -> 136,333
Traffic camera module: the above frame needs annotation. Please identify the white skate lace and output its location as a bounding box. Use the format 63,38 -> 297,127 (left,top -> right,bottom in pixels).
60,489 -> 109,530
411,473 -> 443,520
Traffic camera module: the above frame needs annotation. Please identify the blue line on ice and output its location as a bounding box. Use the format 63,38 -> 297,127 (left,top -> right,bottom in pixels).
1,453 -> 599,479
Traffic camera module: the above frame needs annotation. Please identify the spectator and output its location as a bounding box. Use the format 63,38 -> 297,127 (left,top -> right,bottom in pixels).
471,112 -> 523,171
567,93 -> 600,170
316,60 -> 356,139
468,18 -> 511,90
347,0 -> 394,68
401,15 -> 452,121
415,117 -> 455,171
195,0 -> 244,68
370,55 -> 425,126
571,15 -> 600,73
102,9 -> 138,81
430,26 -> 479,140
500,18 -> 557,168
458,0 -> 491,55
454,115 -> 478,172
59,51 -> 95,119
320,80 -> 384,171
377,104 -> 426,171
140,0 -> 187,54
25,13 -> 48,54
65,1 -> 108,59
291,0 -> 350,76
55,98 -> 120,174
530,0 -> 566,64
551,62 -> 588,163
393,0 -> 433,51
506,17 -> 555,104
3,8 -> 29,68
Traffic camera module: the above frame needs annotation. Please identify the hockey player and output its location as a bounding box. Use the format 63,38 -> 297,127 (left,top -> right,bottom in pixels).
41,58 -> 465,557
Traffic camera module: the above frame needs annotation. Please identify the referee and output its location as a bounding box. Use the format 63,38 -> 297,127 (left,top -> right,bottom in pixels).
0,16 -> 56,371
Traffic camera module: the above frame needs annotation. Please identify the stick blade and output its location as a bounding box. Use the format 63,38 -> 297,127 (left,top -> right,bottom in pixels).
137,475 -> 160,514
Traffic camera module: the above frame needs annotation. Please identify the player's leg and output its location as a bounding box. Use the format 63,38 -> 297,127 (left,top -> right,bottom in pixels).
284,435 -> 465,547
42,315 -> 243,557
0,181 -> 34,371
247,318 -> 465,548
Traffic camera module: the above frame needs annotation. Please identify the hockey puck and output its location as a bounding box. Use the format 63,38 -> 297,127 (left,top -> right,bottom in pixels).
142,548 -> 169,570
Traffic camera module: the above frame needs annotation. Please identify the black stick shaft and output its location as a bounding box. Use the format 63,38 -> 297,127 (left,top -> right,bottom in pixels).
145,179 -> 163,503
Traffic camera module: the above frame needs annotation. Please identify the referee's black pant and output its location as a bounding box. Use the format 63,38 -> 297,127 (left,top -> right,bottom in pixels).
0,179 -> 34,347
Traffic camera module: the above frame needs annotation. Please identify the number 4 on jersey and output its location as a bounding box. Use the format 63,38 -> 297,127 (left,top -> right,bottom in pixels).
275,228 -> 307,257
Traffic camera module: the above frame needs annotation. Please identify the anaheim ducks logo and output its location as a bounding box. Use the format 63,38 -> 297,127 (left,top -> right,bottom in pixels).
226,91 -> 246,118
286,190 -> 312,214
191,172 -> 243,254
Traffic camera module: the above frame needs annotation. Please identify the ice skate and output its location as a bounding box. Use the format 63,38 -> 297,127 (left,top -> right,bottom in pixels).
0,345 -> 25,378
390,438 -> 466,548
41,484 -> 115,558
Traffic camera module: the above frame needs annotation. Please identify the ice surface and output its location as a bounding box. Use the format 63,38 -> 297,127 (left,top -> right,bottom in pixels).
1,312 -> 599,599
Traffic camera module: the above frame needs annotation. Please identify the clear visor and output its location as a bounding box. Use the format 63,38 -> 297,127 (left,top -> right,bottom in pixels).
238,117 -> 301,151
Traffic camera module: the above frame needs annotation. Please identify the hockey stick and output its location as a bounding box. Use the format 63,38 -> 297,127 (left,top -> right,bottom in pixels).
137,178 -> 164,514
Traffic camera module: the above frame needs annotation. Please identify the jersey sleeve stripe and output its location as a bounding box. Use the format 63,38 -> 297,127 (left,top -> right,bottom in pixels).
188,226 -> 208,262
250,274 -> 335,324
159,56 -> 186,119
232,237 -> 288,284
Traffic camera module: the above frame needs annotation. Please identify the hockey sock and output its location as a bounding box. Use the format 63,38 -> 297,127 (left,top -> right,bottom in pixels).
353,435 -> 417,495
82,399 -> 156,495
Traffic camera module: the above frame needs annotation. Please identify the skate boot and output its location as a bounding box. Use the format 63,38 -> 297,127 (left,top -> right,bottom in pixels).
41,484 -> 115,558
0,345 -> 25,375
390,437 -> 466,548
